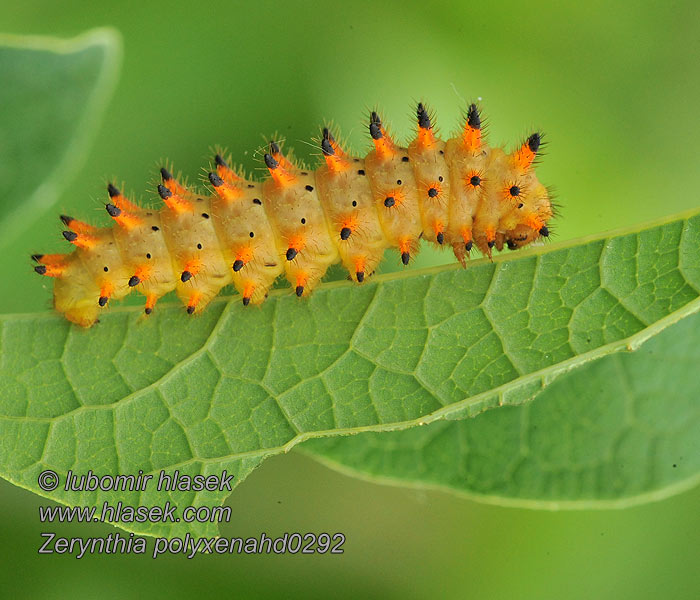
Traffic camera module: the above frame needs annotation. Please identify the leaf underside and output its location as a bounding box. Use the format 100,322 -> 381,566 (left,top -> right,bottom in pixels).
1,210 -> 700,538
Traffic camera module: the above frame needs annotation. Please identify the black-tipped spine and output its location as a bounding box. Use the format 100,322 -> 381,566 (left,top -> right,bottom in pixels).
528,133 -> 541,153
369,111 -> 383,140
321,127 -> 335,157
157,184 -> 172,199
105,203 -> 121,217
417,102 -> 431,129
467,103 -> 481,129
264,153 -> 278,169
107,183 -> 120,198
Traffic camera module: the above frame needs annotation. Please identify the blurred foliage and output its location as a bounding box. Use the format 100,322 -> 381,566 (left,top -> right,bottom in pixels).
1,0 -> 699,598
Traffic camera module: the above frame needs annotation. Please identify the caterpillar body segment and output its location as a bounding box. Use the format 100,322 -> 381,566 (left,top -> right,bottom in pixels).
262,152 -> 339,297
209,176 -> 283,306
315,157 -> 386,284
34,102 -> 554,327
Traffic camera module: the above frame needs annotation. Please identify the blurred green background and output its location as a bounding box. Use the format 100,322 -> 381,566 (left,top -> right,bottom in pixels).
1,0 -> 699,597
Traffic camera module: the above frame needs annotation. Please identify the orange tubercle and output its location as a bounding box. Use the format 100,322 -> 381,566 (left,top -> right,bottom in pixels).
215,156 -> 241,184
372,137 -> 395,160
115,212 -> 143,230
163,174 -> 189,198
324,153 -> 351,173
213,180 -> 243,202
462,103 -> 482,153
99,280 -> 114,302
525,214 -> 544,231
513,144 -> 536,171
265,156 -> 297,186
341,214 -> 359,233
63,231 -> 98,250
34,257 -> 66,277
321,128 -> 351,172
107,185 -> 141,214
286,233 -> 306,254
383,188 -> 405,209
462,127 -> 481,152
182,258 -> 202,278
158,184 -> 192,214
132,263 -> 152,282
62,216 -> 96,235
417,127 -> 435,149
235,245 -> 254,264
34,253 -> 65,266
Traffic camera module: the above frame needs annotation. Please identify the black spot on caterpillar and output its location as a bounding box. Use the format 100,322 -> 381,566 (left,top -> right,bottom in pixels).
32,101 -> 553,327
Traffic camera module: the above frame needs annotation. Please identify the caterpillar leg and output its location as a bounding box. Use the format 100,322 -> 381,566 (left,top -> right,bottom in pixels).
144,294 -> 157,315
186,291 -> 202,315
98,282 -> 114,307
354,256 -> 366,283
295,272 -> 308,297
242,282 -> 255,306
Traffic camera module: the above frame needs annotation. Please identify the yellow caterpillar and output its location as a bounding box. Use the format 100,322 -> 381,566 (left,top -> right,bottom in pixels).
32,102 -> 554,327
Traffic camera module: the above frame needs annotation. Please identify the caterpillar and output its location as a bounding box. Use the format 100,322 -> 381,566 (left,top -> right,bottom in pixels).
31,102 -> 554,327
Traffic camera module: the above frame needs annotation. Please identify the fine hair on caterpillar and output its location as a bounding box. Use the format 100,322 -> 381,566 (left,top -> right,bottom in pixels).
32,101 -> 554,327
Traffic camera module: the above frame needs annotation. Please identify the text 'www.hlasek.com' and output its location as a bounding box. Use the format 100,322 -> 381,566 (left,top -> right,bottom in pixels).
36,469 -> 345,559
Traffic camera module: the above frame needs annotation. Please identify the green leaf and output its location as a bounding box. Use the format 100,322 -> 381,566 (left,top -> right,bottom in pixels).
0,29 -> 121,312
0,28 -> 121,230
1,209 -> 699,537
301,309 -> 700,508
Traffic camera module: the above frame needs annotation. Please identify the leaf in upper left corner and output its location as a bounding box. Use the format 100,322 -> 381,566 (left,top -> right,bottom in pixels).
0,28 -> 121,313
